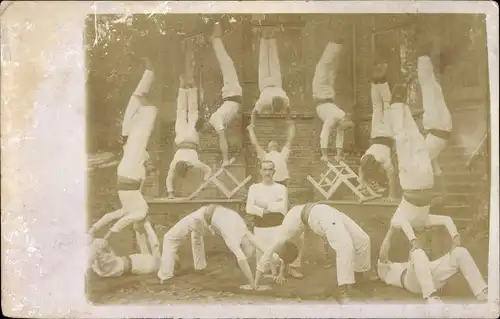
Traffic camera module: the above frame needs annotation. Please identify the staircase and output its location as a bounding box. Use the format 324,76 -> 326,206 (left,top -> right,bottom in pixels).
437,142 -> 489,218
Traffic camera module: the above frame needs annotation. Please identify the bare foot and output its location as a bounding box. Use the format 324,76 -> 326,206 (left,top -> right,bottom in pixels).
262,26 -> 275,39
476,288 -> 488,302
288,267 -> 304,279
320,156 -> 329,162
212,22 -> 222,38
383,197 -> 397,203
255,285 -> 272,292
239,284 -> 254,291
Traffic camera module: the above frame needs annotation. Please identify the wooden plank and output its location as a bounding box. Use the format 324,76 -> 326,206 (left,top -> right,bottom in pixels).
146,197 -> 243,204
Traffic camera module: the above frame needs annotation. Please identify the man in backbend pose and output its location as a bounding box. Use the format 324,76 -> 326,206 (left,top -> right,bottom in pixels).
415,23 -> 453,200
89,219 -> 161,277
377,225 -> 488,303
254,203 -> 378,304
89,58 -> 157,260
250,26 -> 291,127
207,21 -> 243,167
246,123 -> 305,278
157,204 -> 298,291
359,60 -> 399,202
165,40 -> 212,199
312,32 -> 355,163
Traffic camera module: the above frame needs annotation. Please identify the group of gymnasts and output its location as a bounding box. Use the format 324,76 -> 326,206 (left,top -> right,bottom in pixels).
87,17 -> 488,304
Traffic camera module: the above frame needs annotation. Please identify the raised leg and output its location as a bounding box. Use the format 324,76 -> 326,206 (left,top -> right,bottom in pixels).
108,191 -> 148,235
312,42 -> 342,100
431,247 -> 488,297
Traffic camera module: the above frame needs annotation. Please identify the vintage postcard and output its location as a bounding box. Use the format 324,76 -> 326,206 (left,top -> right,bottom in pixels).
1,1 -> 499,318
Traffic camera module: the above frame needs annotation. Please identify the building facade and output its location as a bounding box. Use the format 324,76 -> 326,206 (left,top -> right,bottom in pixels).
87,14 -> 490,210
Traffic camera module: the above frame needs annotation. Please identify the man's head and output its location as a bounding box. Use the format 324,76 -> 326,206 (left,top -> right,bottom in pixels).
339,113 -> 355,130
271,96 -> 286,113
372,59 -> 388,81
276,241 -> 299,265
260,160 -> 275,183
391,84 -> 407,104
175,161 -> 191,178
195,118 -> 211,132
136,93 -> 152,106
360,154 -> 383,183
94,245 -> 118,273
267,140 -> 279,152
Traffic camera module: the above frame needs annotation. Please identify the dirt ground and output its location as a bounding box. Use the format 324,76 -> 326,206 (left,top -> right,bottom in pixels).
86,199 -> 490,305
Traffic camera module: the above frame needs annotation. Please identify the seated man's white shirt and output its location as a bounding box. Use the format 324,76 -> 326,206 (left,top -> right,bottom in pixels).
246,183 -> 288,216
118,106 -> 157,180
418,56 -> 452,132
386,102 -> 434,190
263,147 -> 291,182
361,144 -> 393,172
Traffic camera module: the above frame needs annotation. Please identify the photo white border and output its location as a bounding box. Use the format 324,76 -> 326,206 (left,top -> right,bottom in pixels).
1,1 -> 498,318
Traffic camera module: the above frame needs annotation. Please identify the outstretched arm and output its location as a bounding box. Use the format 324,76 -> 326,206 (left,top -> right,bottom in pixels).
379,227 -> 395,262
165,159 -> 178,198
250,107 -> 259,128
89,209 -> 125,235
385,165 -> 398,200
334,125 -> 345,161
144,220 -> 161,259
283,120 -> 296,150
247,125 -> 266,160
426,214 -> 459,240
391,215 -> 420,249
255,238 -> 287,288
218,130 -> 230,165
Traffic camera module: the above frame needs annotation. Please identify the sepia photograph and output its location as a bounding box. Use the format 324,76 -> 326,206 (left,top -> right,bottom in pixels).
1,1 -> 498,318
85,12 -> 492,306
